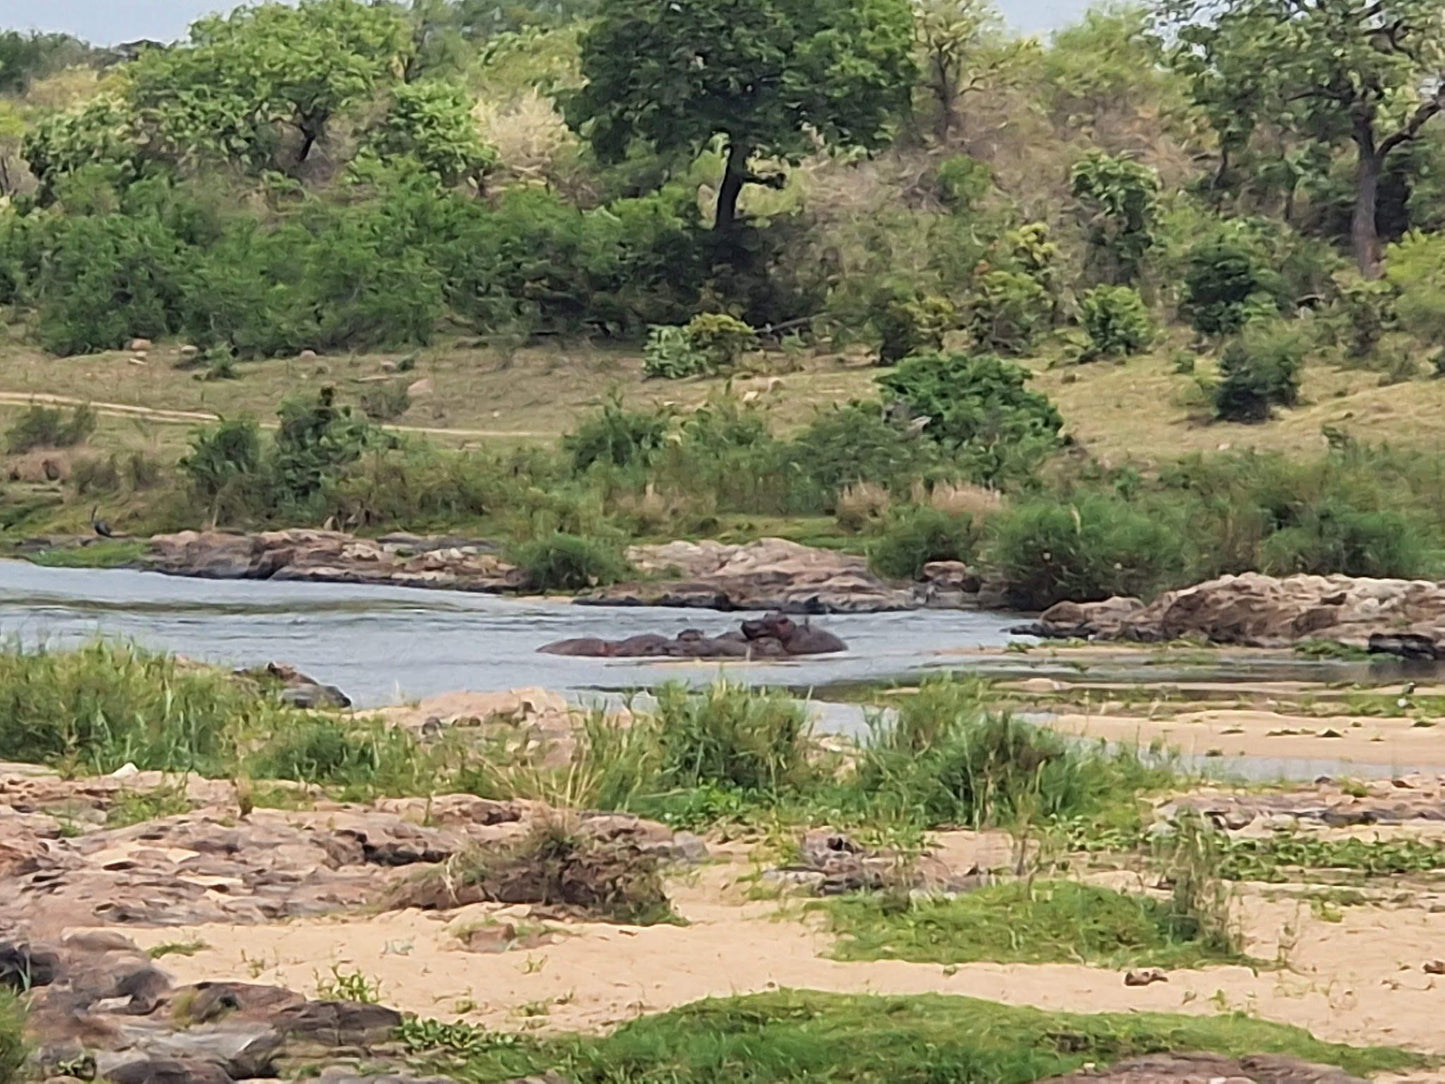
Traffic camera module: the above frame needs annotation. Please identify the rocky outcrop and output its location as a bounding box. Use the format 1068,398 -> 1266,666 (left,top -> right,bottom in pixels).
146,530 -> 526,592
0,771 -> 704,938
1016,572 -> 1445,658
539,612 -> 847,658
579,538 -> 919,613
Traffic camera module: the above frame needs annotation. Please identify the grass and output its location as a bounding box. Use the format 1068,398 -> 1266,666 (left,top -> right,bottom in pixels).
0,990 -> 24,1084
147,939 -> 208,959
822,881 -> 1246,969
23,540 -> 148,568
407,990 -> 1421,1083
1215,834 -> 1445,882
107,783 -> 192,826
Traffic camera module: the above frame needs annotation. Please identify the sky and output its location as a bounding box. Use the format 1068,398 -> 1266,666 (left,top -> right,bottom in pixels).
3,0 -> 1091,44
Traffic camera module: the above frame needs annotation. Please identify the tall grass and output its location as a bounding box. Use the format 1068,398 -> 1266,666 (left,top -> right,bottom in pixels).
0,642 -> 299,774
0,991 -> 24,1084
856,677 -> 1166,828
651,682 -> 815,794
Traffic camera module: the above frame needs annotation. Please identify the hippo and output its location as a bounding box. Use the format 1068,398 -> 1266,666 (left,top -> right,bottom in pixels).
537,614 -> 847,658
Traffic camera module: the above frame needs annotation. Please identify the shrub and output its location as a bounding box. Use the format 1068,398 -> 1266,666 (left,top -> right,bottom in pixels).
685,312 -> 756,369
358,380 -> 412,422
835,482 -> 892,531
935,154 -> 993,212
511,531 -> 631,591
651,682 -> 814,796
271,388 -> 381,506
72,455 -> 122,495
868,506 -> 981,581
565,396 -> 669,471
1385,230 -> 1445,346
1180,233 -> 1284,337
1213,318 -> 1305,423
871,292 -> 956,365
1079,285 -> 1152,358
180,416 -> 265,516
1258,501 -> 1432,579
248,718 -> 425,789
1329,275 -> 1393,360
1069,151 -> 1159,285
986,493 -> 1186,609
877,352 -> 1063,485
643,324 -> 708,379
967,270 -> 1050,355
5,403 -> 96,452
790,403 -> 932,498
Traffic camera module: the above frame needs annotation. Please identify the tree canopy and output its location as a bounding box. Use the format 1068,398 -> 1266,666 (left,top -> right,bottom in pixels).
1162,0 -> 1445,276
566,0 -> 917,230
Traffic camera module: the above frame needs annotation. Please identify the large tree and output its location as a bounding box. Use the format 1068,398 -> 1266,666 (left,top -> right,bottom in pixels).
566,0 -> 917,231
913,0 -> 1030,143
1161,0 -> 1445,277
128,0 -> 415,173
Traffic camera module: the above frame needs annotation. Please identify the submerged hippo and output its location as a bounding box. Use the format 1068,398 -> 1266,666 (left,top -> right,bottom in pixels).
539,613 -> 846,658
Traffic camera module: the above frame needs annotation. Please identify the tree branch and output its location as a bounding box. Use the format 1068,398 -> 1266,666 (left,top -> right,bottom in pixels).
1379,83 -> 1445,157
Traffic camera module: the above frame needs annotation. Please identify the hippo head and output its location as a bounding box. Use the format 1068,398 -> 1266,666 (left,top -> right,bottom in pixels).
741,612 -> 797,642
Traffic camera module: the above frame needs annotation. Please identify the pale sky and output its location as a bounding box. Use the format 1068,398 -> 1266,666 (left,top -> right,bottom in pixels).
3,0 -> 1091,44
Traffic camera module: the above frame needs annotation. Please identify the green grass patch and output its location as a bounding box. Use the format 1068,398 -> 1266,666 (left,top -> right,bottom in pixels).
1216,834 -> 1445,882
106,784 -> 192,826
413,990 -> 1420,1083
147,939 -> 208,959
25,540 -> 148,569
822,881 -> 1246,968
0,989 -> 24,1084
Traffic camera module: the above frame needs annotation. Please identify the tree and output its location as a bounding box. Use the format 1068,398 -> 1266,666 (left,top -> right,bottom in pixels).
361,80 -> 496,188
22,95 -> 146,204
1069,150 -> 1159,284
1162,0 -> 1445,278
566,0 -> 917,232
913,0 -> 1031,143
0,31 -> 93,94
128,0 -> 414,173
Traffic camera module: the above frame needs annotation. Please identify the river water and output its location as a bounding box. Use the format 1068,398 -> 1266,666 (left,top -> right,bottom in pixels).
0,560 -> 1024,707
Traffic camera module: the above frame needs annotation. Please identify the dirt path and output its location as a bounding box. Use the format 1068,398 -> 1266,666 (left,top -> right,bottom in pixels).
0,391 -> 548,440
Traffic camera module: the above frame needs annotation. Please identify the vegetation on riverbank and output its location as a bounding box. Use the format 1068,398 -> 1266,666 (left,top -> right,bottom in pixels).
399,990 -> 1421,1082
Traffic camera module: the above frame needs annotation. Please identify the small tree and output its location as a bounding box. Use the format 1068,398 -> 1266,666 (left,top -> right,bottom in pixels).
362,80 -> 496,188
913,0 -> 1033,143
1069,150 -> 1159,285
566,0 -> 916,232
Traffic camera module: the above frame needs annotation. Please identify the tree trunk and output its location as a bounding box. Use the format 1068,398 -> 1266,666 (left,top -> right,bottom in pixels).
715,139 -> 750,232
932,57 -> 957,143
1352,135 -> 1383,279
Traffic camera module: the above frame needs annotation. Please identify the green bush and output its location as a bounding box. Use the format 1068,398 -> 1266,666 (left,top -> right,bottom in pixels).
642,324 -> 708,379
871,292 -> 956,365
790,403 -> 932,498
1329,276 -> 1393,360
868,506 -> 980,581
685,313 -> 756,369
1069,151 -> 1159,285
511,531 -> 631,591
967,270 -> 1050,355
877,351 -> 1063,485
651,681 -> 814,796
1385,230 -> 1445,346
1213,318 -> 1305,423
5,403 -> 96,453
1079,285 -> 1153,358
935,154 -> 993,212
1180,233 -> 1284,337
248,718 -> 425,789
271,388 -> 382,506
564,396 -> 670,472
1258,501 -> 1432,579
180,416 -> 266,517
358,380 -> 412,422
986,493 -> 1186,609
858,677 -> 1160,827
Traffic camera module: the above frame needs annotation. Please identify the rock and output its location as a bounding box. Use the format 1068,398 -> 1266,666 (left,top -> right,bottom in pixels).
580,538 -> 921,613
146,530 -> 526,594
539,612 -> 847,658
1424,959 -> 1445,974
1123,968 -> 1168,987
127,339 -> 152,352
178,346 -> 201,360
111,764 -> 141,780
405,378 -> 433,398
920,561 -> 982,593
299,349 -> 318,360
1020,573 -> 1445,656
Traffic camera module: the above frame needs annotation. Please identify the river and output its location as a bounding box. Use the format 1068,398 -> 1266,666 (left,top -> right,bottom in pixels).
0,560 -> 1025,706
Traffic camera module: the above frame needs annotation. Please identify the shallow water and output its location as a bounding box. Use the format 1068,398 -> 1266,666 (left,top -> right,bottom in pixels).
0,560 -> 1024,707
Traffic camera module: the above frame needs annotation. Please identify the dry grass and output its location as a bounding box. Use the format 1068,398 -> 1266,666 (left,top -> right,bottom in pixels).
4,337 -> 1445,477
836,482 -> 893,531
910,480 -> 1005,520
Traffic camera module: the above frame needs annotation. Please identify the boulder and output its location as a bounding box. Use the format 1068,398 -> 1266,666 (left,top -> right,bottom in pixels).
1017,572 -> 1445,658
580,538 -> 919,613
